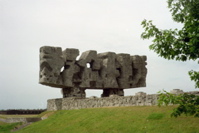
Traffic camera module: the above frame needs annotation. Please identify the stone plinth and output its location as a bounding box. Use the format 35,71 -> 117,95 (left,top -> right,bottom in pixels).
47,94 -> 158,111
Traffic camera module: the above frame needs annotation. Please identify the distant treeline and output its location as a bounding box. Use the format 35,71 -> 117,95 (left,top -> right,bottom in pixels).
0,109 -> 46,115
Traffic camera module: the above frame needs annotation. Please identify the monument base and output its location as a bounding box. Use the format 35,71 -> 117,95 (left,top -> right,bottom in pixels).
47,93 -> 158,111
47,89 -> 199,111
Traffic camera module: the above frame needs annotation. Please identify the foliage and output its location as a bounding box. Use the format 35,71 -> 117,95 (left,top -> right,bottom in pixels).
158,90 -> 199,117
141,0 -> 199,88
189,70 -> 199,88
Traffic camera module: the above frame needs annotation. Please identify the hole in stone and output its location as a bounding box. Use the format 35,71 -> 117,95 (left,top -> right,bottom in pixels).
65,65 -> 70,69
67,60 -> 73,62
76,55 -> 80,60
129,83 -> 133,87
60,66 -> 64,73
86,63 -> 91,68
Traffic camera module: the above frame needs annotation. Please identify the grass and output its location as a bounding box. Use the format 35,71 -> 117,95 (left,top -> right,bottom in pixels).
147,113 -> 165,120
0,114 -> 39,132
0,121 -> 22,133
13,106 -> 199,133
0,114 -> 38,119
37,111 -> 55,118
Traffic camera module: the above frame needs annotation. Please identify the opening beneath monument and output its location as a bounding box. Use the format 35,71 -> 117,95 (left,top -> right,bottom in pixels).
86,63 -> 91,68
86,89 -> 102,98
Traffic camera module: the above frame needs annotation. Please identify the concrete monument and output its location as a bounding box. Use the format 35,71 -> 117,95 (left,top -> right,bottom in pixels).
39,46 -> 147,98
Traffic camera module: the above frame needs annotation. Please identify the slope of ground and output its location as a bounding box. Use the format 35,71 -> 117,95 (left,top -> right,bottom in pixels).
0,121 -> 21,133
15,106 -> 199,133
0,114 -> 40,133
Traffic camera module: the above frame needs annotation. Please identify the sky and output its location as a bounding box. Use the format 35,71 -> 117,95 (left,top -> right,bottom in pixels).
0,0 -> 198,109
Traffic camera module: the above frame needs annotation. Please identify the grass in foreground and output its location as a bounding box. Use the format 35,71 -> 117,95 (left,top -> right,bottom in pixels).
0,114 -> 39,132
0,121 -> 22,133
15,106 -> 199,133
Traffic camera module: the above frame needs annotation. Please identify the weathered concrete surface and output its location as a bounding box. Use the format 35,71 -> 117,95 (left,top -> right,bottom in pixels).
39,46 -> 147,98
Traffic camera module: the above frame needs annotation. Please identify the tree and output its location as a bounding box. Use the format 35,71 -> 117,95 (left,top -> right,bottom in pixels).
141,0 -> 199,117
158,90 -> 199,117
141,0 -> 199,88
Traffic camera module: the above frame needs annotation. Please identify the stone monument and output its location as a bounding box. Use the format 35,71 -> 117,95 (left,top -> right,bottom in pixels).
39,46 -> 147,98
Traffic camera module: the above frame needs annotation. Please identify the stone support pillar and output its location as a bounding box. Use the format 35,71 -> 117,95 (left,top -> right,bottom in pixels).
61,87 -> 86,98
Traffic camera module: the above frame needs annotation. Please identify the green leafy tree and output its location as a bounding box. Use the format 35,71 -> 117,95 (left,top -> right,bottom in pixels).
141,0 -> 199,88
158,90 -> 199,117
141,0 -> 199,117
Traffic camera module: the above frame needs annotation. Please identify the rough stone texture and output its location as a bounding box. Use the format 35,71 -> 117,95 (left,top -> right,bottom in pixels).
47,93 -> 158,111
61,88 -> 86,98
170,89 -> 184,94
39,46 -> 147,98
0,118 -> 41,123
47,89 -> 199,111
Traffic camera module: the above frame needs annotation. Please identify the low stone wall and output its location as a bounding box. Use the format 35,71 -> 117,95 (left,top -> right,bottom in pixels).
0,117 -> 41,123
0,118 -> 8,123
47,92 -> 158,111
47,89 -> 199,111
5,118 -> 27,123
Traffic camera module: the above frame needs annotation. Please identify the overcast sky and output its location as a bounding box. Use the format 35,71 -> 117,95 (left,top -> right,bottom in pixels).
0,0 -> 198,109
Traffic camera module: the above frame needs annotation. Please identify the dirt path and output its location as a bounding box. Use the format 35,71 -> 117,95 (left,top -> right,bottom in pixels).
11,122 -> 32,132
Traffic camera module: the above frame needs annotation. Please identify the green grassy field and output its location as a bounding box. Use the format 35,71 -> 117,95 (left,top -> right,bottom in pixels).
0,121 -> 21,133
1,106 -> 199,133
10,106 -> 199,133
0,114 -> 38,133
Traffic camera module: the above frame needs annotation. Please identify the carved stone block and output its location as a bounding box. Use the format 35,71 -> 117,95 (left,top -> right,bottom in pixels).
39,46 -> 147,98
